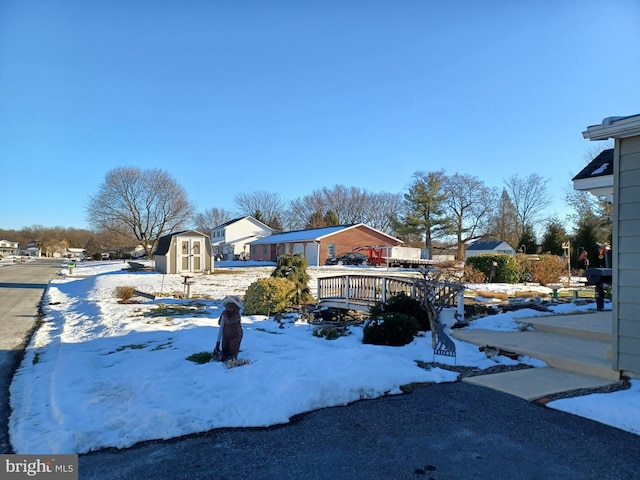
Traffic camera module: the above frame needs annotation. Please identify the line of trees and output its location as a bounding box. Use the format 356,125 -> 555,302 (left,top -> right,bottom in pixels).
3,149 -> 613,264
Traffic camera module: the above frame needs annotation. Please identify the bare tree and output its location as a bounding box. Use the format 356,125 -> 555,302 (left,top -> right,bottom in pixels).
86,167 -> 194,257
367,192 -> 403,234
444,173 -> 497,260
193,207 -> 232,237
234,191 -> 285,231
504,173 -> 551,240
284,185 -> 400,234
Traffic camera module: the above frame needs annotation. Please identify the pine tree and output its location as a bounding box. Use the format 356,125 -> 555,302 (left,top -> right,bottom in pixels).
518,224 -> 537,254
271,255 -> 313,304
485,189 -> 519,250
540,217 -> 567,255
402,171 -> 452,259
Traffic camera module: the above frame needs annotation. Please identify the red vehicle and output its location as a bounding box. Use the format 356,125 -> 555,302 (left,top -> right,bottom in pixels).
352,245 -> 431,268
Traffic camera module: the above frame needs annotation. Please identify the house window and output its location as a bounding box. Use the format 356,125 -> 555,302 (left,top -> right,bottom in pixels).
182,241 -> 189,254
262,245 -> 267,254
193,242 -> 200,254
327,244 -> 336,258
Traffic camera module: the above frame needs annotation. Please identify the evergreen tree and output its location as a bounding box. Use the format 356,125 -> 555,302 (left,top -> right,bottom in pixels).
486,189 -> 519,250
572,214 -> 601,269
540,217 -> 567,255
402,171 -> 452,259
323,210 -> 340,226
518,224 -> 537,254
306,210 -> 325,229
271,254 -> 313,304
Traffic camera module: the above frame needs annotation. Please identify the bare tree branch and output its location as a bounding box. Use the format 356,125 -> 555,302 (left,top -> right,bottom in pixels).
86,167 -> 194,257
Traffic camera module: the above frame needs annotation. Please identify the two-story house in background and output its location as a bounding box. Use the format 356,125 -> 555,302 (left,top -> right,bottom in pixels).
210,216 -> 274,261
0,239 -> 20,257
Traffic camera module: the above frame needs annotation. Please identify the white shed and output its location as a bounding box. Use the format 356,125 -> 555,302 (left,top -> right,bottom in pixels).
154,230 -> 213,275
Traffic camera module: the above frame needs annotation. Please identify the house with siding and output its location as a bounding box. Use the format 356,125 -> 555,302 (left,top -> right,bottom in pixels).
154,230 -> 213,274
465,241 -> 515,259
249,224 -> 404,267
0,239 -> 20,257
210,216 -> 273,261
582,113 -> 640,378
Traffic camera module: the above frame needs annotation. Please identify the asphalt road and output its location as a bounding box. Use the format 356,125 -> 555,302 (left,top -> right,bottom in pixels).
0,258 -> 62,453
2,260 -> 640,479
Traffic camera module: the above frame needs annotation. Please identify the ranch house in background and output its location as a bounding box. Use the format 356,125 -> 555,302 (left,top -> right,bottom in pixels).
581,113 -> 640,378
249,224 -> 404,267
154,230 -> 213,275
210,216 -> 274,261
465,241 -> 516,259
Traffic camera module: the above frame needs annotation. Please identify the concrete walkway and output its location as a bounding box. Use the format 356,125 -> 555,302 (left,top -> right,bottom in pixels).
453,311 -> 621,401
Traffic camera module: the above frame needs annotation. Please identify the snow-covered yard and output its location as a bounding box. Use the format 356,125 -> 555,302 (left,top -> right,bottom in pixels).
8,260 -> 639,454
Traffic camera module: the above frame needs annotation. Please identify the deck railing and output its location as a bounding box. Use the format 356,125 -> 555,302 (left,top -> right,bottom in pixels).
317,275 -> 463,312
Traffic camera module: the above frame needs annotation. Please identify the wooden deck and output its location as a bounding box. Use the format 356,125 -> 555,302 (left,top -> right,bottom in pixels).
316,274 -> 464,314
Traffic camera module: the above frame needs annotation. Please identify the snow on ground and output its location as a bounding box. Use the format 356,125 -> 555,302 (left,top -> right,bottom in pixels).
8,260 -> 639,454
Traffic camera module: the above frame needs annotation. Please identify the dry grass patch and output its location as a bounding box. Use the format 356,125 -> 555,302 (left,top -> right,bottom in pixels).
470,290 -> 508,301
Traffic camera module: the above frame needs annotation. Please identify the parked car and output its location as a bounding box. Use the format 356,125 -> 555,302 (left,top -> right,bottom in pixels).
325,252 -> 370,266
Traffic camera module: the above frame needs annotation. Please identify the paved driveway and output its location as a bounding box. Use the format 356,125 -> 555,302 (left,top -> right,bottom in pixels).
0,258 -> 61,453
79,382 -> 640,480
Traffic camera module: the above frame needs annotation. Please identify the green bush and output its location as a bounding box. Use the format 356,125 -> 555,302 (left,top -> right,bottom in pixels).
369,292 -> 429,331
243,277 -> 297,316
271,254 -> 314,305
465,254 -> 520,284
362,312 -> 419,346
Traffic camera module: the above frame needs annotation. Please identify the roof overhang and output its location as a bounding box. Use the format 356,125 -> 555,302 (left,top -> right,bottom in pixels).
572,176 -> 613,201
583,114 -> 640,140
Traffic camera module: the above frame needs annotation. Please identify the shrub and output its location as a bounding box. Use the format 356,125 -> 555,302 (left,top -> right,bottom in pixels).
271,254 -> 314,305
115,286 -> 136,303
369,292 -> 429,331
243,277 -> 297,316
186,351 -> 212,364
312,325 -> 348,340
521,254 -> 567,285
465,254 -> 520,284
362,312 -> 419,346
462,264 -> 486,283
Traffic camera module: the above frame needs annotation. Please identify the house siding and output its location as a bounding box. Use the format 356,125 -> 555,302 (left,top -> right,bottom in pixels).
321,226 -> 399,262
250,225 -> 402,265
614,135 -> 640,375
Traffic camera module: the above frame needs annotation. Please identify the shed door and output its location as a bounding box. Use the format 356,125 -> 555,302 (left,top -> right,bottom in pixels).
178,238 -> 205,273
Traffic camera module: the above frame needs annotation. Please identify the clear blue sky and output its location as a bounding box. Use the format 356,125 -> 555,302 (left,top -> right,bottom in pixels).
1,0 -> 639,232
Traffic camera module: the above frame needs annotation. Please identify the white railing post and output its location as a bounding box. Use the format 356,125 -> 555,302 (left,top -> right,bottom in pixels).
457,289 -> 465,321
345,275 -> 350,307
